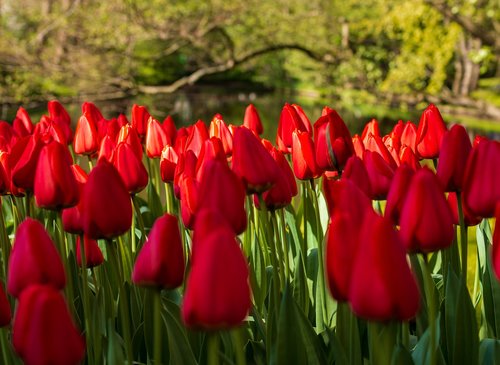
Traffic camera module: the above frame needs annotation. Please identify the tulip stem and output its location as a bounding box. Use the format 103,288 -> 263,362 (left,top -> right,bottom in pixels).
456,192 -> 468,285
79,234 -> 94,365
24,192 -> 31,217
56,214 -> 76,316
232,327 -> 247,365
0,199 -> 10,278
0,328 -> 11,365
153,289 -> 162,365
421,254 -> 437,365
207,332 -> 219,365
165,182 -> 174,214
279,209 -> 290,281
271,212 -> 285,288
132,195 -> 146,249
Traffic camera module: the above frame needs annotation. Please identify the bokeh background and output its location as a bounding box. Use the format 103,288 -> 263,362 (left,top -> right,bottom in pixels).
0,0 -> 498,136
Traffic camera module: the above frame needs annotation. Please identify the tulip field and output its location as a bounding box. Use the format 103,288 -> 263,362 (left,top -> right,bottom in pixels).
0,101 -> 498,365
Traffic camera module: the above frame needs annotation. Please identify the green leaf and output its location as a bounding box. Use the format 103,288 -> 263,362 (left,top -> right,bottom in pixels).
391,344 -> 415,365
335,303 -> 362,365
412,315 -> 446,365
479,338 -> 500,365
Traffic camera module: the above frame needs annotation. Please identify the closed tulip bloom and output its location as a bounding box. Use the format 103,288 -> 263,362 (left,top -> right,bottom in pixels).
132,214 -> 185,289
83,159 -> 132,240
391,120 -> 405,140
291,104 -> 312,134
400,168 -> 454,253
314,110 -> 354,172
0,282 -> 10,327
264,141 -> 298,196
0,122 -> 17,152
399,145 -> 421,171
76,235 -> 104,268
162,115 -> 177,146
437,124 -> 472,192
82,102 -> 104,125
361,118 -> 380,146
185,120 -> 209,157
1,151 -> 24,196
463,140 -> 500,218
174,150 -> 197,199
209,114 -> 233,156
11,134 -> 44,191
195,137 -> 227,182
73,112 -> 99,155
179,175 -> 198,230
117,124 -> 143,161
146,117 -> 169,158
13,107 -> 33,137
322,178 -> 372,218
385,165 -> 415,225
113,142 -> 148,194
243,104 -> 263,135
352,134 -> 365,159
383,133 -> 401,166
232,127 -> 280,194
276,103 -> 307,153
160,145 -> 178,183
34,142 -> 79,210
363,150 -> 395,200
13,285 -> 85,365
48,100 -> 73,144
131,104 -> 151,138
97,134 -> 116,163
416,104 -> 447,159
492,203 -> 500,280
8,218 -> 66,297
400,121 -> 418,153
343,156 -> 372,198
447,192 -> 481,227
182,226 -> 251,329
349,210 -> 420,321
196,159 -> 246,234
62,165 -> 88,234
364,133 -> 397,169
292,130 -> 321,180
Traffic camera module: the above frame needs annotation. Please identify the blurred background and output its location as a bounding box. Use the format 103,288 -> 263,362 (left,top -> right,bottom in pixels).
0,0 -> 498,136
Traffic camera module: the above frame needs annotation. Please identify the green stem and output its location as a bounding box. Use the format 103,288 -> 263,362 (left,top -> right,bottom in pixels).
456,192 -> 468,284
279,209 -> 290,281
271,212 -> 285,288
0,199 -> 10,278
56,213 -> 75,315
132,195 -> 146,249
25,191 -> 31,218
0,328 -> 11,365
165,182 -> 174,214
421,254 -> 437,365
207,332 -> 220,365
87,155 -> 94,171
232,328 -> 246,365
301,183 -> 308,261
154,289 -> 162,365
79,234 -> 94,365
131,206 -> 137,253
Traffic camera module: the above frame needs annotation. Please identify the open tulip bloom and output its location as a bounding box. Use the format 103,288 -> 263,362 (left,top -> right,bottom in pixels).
0,101 -> 497,365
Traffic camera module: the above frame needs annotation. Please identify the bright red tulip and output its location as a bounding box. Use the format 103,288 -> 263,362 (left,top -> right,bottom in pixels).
162,115 -> 177,146
399,168 -> 454,253
399,145 -> 421,171
243,104 -> 263,135
117,124 -> 143,161
209,114 -> 233,156
291,104 -> 312,134
97,134 -> 116,163
131,104 -> 150,138
182,225 -> 251,329
12,107 -> 33,137
132,214 -> 185,289
179,175 -> 198,230
48,100 -> 73,144
276,103 -> 307,153
146,117 -> 169,158
174,150 -> 197,199
73,112 -> 99,155
76,235 -> 104,268
463,140 -> 500,218
363,150 -> 395,200
352,134 -> 365,159
160,145 -> 178,183
8,218 -> 66,297
436,124 -> 472,192
400,121 -> 418,153
364,133 -> 397,169
322,178 -> 372,218
361,118 -> 380,146
232,127 -> 280,194
11,134 -> 44,191
13,285 -> 85,365
195,137 -> 227,182
349,210 -> 420,321
83,159 -> 132,240
113,142 -> 148,194
34,141 -> 79,210
416,104 -> 447,159
292,130 -> 321,180
185,120 -> 209,157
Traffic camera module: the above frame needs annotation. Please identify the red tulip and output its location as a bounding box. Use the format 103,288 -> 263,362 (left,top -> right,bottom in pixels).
292,130 -> 321,180
179,175 -> 198,230
260,149 -> 296,210
399,168 -> 454,253
349,210 -> 420,321
146,117 -> 169,158
82,102 -> 104,125
314,109 -> 354,172
174,150 -> 197,199
132,214 -> 185,289
0,281 -> 11,327
160,145 -> 178,183
364,133 -> 397,169
416,104 -> 447,159
399,145 -> 421,171
48,100 -> 73,144
11,134 -> 44,191
232,127 -> 280,194
117,124 -> 143,161
463,140 -> 500,218
12,107 -> 33,137
343,156 -> 372,198
352,134 -> 365,159
447,192 -> 481,227
243,104 -> 263,135
62,165 -> 88,234
400,121 -> 418,153
0,121 -> 17,152
363,150 -> 395,200
209,114 -> 233,156
73,112 -> 99,155
291,104 -> 312,134
97,135 -> 116,163
83,159 -> 132,240
0,151 -> 23,196
385,165 -> 415,225
383,132 -> 401,166
182,225 -> 251,329
76,235 -> 104,268
34,141 -> 79,210
322,178 -> 372,218
276,103 -> 308,153
196,159 -> 247,234
195,137 -> 227,182
162,115 -> 177,145
113,142 -> 148,194
437,124 -> 472,192
185,120 -> 209,157
8,218 -> 66,297
391,120 -> 405,140
13,285 -> 85,365
131,104 -> 150,138
361,118 -> 380,146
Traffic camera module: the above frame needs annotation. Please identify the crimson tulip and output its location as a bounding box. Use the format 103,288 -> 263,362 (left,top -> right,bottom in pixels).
12,107 -> 33,137
361,118 -> 380,146
343,156 -> 372,198
11,134 -> 44,191
243,104 -> 263,135
162,115 -> 177,146
76,235 -> 104,268
292,130 -> 321,180
131,104 -> 150,138
117,124 -> 143,161
209,114 -> 233,156
416,104 -> 447,159
385,165 -> 415,225
73,112 -> 99,155
276,103 -> 307,153
48,100 -> 73,144
185,120 -> 209,157
399,145 -> 421,171
363,150 -> 395,200
160,145 -> 178,183
113,141 -> 148,194
400,121 -> 417,153
146,117 -> 169,158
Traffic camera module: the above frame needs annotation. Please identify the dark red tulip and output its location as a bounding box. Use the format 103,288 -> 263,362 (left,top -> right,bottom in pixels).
400,121 -> 418,153
463,140 -> 500,218
349,210 -> 420,321
113,142 -> 148,194
492,203 -> 500,280
146,117 -> 169,158
132,214 -> 185,289
73,112 -> 99,155
11,134 -> 44,191
76,235 -> 104,268
195,137 -> 227,182
292,130 -> 321,180
276,103 -> 307,153
13,285 -> 85,365
182,225 -> 251,329
400,168 -> 454,253
263,139 -> 298,197
131,104 -> 150,138
232,127 -> 280,194
209,114 -> 233,156
83,159 -> 132,240
62,165 -> 88,234
0,281 -> 10,327
343,156 -> 372,198
473,135 -> 488,147
385,165 -> 415,225
8,218 -> 66,297
260,149 -> 296,210
12,107 -> 33,137
174,150 -> 197,199
117,124 -> 143,161
322,178 -> 372,218
314,109 -> 354,172
447,192 -> 481,227
243,104 -> 263,135
416,104 -> 447,159
185,120 -> 209,157
160,145 -> 178,183
363,150 -> 395,200
179,175 -> 198,230
34,142 -> 79,210
162,115 -> 177,146
437,124 -> 472,192
48,100 -> 73,144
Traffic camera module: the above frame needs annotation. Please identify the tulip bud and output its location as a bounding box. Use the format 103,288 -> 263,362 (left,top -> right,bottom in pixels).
399,168 -> 454,253
162,115 -> 177,146
113,142 -> 148,194
160,145 -> 178,183
132,214 -> 185,289
13,285 -> 85,365
363,150 -> 395,200
291,104 -> 312,134
361,119 -> 380,146
385,165 -> 415,225
8,218 -> 66,297
343,156 -> 372,198
209,114 -> 233,156
11,134 -> 44,191
48,100 -> 73,144
416,104 -> 447,159
185,120 -> 209,157
179,175 -> 198,230
73,112 -> 99,155
146,117 -> 169,158
131,104 -> 151,138
352,134 -> 365,159
83,159 -> 132,240
243,104 -> 263,135
399,145 -> 420,171
400,121 -> 418,153
182,225 -> 251,329
292,130 -> 321,180
76,235 -> 104,268
276,103 -> 307,153
117,124 -> 143,161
